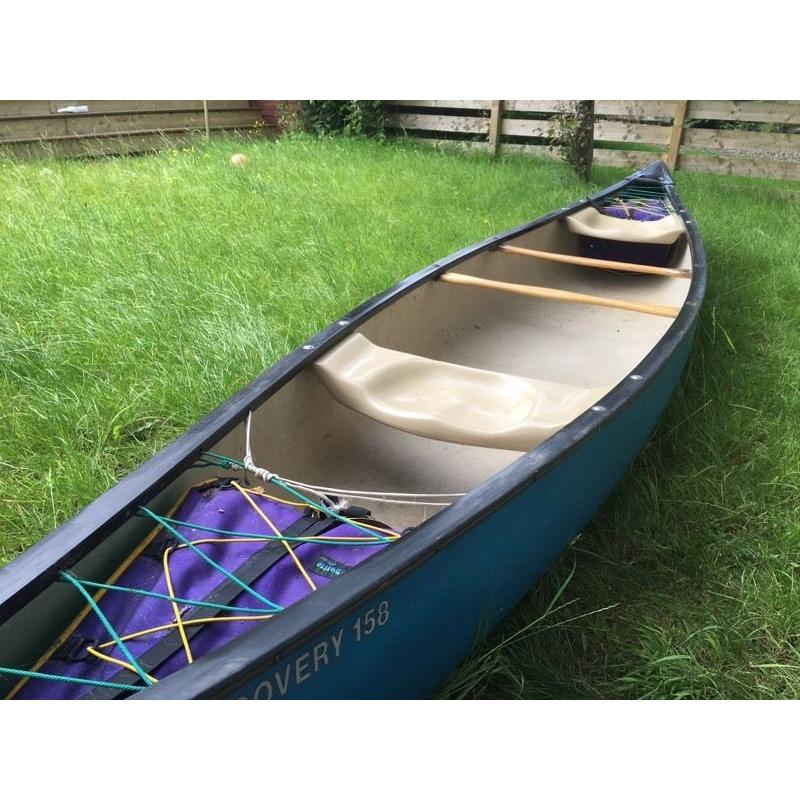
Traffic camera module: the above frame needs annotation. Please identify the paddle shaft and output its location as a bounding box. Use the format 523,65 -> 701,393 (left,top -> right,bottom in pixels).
497,244 -> 691,279
439,272 -> 680,319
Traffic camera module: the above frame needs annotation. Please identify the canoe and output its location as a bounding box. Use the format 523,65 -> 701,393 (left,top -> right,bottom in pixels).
0,160 -> 705,699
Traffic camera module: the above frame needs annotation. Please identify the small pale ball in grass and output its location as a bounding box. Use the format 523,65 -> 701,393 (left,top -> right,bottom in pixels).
230,153 -> 248,167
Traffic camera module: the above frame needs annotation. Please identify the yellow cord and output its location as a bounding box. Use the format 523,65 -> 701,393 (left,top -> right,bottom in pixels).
85,646 -> 159,684
245,486 -> 309,507
95,614 -> 273,649
240,484 -> 401,539
232,481 -> 317,591
163,547 -> 194,665
177,537 -> 271,546
171,535 -> 386,548
346,517 -> 401,539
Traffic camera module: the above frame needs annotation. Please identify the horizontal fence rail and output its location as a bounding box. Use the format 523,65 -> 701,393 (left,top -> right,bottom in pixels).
0,101 -> 264,158
385,100 -> 800,181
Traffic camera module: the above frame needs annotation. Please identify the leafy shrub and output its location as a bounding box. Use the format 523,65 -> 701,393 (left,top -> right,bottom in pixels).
296,101 -> 385,139
549,101 -> 594,181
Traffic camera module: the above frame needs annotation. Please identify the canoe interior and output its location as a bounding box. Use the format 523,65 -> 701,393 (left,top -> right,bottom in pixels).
0,190 -> 693,696
244,214 -> 692,530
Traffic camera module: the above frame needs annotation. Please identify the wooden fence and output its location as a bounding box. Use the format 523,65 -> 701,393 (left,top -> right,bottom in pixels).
0,101 -> 264,158
4,100 -> 799,180
385,101 -> 800,181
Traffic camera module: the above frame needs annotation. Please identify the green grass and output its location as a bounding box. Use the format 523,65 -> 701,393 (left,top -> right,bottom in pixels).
2,135 -> 799,698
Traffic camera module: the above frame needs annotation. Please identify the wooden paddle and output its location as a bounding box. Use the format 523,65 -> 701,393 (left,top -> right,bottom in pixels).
439,272 -> 680,319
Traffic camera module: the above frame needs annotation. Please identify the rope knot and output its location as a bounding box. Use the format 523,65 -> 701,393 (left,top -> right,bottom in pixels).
243,453 -> 277,484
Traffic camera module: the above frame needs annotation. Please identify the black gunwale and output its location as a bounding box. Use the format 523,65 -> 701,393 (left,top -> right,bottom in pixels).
0,162 -> 706,699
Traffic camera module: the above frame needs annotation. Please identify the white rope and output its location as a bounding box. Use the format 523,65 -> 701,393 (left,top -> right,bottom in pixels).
283,489 -> 453,508
281,478 -> 465,500
243,412 -> 277,484
242,411 -> 465,506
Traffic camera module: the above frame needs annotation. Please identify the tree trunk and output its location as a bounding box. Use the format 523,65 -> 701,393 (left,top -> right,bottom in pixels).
574,100 -> 594,181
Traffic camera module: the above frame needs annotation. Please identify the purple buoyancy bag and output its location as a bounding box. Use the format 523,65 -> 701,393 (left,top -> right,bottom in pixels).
15,481 -> 394,699
580,195 -> 675,266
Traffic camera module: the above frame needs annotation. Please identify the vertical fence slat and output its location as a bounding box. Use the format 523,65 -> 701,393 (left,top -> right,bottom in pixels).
202,100 -> 210,139
666,100 -> 688,172
488,100 -> 503,156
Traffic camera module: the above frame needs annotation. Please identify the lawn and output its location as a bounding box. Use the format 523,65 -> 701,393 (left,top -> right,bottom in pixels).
1,135 -> 799,699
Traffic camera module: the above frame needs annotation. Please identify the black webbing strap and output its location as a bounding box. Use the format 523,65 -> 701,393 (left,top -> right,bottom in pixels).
83,513 -> 341,699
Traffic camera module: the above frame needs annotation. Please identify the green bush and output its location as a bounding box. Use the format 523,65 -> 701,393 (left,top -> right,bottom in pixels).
300,101 -> 386,139
549,101 -> 594,181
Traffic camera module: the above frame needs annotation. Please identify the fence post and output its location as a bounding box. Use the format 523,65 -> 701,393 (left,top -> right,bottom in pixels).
202,100 -> 211,139
488,100 -> 503,156
666,100 -> 688,171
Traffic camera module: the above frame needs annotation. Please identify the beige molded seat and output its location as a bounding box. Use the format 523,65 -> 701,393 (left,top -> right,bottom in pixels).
314,333 -> 611,452
566,206 -> 684,245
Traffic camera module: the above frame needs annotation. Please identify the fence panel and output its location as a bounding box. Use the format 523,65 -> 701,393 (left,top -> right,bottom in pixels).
0,101 -> 263,158
679,100 -> 800,179
687,101 -> 800,124
384,112 -> 490,136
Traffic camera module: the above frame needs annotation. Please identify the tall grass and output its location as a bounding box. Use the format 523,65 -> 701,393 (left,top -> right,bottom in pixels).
2,135 -> 799,698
